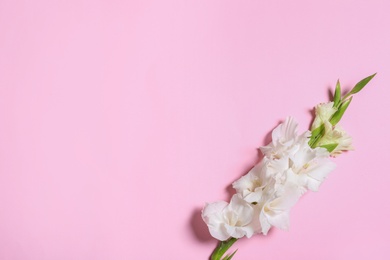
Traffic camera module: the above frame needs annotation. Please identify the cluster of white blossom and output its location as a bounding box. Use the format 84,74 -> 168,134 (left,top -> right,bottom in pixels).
202,75 -> 375,260
202,116 -> 338,241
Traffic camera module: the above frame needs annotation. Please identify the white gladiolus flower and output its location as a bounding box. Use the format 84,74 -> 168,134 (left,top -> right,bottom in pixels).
261,118 -> 336,193
202,194 -> 256,241
311,102 -> 337,130
317,121 -> 353,156
260,117 -> 310,160
232,161 -> 269,204
286,144 -> 336,192
259,184 -> 302,234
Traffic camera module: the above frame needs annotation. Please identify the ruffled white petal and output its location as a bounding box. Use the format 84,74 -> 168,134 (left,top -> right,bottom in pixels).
202,201 -> 230,241
260,117 -> 301,159
202,195 -> 256,240
233,162 -> 268,203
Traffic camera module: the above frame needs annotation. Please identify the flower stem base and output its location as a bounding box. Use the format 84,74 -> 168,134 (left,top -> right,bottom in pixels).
210,237 -> 238,260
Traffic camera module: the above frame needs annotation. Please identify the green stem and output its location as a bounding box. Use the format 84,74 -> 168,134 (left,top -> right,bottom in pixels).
210,238 -> 238,260
310,127 -> 325,148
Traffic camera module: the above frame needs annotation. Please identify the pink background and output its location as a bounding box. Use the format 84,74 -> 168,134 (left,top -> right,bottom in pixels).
1,1 -> 389,259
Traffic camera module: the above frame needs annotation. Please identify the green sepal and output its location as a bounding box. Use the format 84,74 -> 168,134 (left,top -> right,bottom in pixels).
343,73 -> 376,100
329,97 -> 352,126
333,80 -> 341,107
320,143 -> 338,153
223,249 -> 238,260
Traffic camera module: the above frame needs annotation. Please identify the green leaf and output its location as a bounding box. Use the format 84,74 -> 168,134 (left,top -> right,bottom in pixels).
350,73 -> 376,94
329,97 -> 352,126
333,80 -> 341,107
320,143 -> 338,152
343,73 -> 376,100
223,250 -> 238,260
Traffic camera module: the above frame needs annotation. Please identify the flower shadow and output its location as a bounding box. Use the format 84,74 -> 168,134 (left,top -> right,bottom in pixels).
262,126 -> 274,148
189,208 -> 215,242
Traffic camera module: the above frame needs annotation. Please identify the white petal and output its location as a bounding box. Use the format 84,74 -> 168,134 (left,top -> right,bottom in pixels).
228,194 -> 254,226
306,159 -> 336,191
248,205 -> 262,235
260,185 -> 302,231
259,210 -> 271,235
209,224 -> 230,241
265,209 -> 290,231
233,162 -> 268,203
202,201 -> 228,223
225,225 -> 247,239
272,116 -> 299,144
269,185 -> 301,210
202,201 -> 230,241
260,117 -> 300,159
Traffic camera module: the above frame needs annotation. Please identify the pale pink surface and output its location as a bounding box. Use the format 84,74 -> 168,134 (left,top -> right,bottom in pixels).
0,0 -> 389,259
